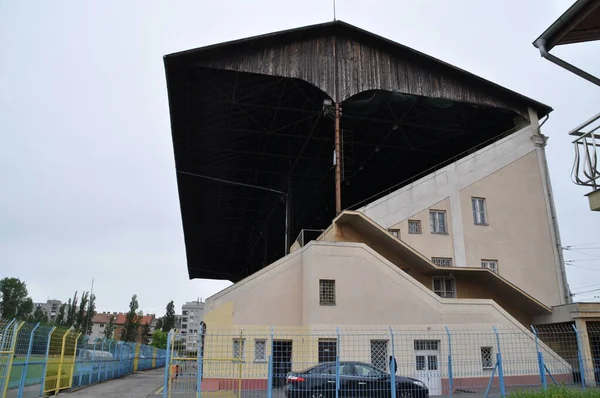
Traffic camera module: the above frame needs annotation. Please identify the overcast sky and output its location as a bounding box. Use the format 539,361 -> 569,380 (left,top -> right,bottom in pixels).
1,1 -> 599,315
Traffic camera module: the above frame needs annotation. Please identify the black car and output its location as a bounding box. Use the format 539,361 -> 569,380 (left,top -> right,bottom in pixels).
283,361 -> 428,398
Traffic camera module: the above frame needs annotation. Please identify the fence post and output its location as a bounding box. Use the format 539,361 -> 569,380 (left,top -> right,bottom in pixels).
267,327 -> 274,398
163,331 -> 172,398
573,324 -> 587,390
445,326 -> 453,398
2,320 -> 24,398
18,322 -> 40,398
493,327 -> 506,398
197,326 -> 204,398
69,332 -> 82,390
335,328 -> 340,398
530,326 -> 547,390
389,327 -> 396,398
40,326 -> 56,397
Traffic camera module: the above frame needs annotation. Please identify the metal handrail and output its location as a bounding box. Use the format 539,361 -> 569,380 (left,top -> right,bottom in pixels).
571,112 -> 600,190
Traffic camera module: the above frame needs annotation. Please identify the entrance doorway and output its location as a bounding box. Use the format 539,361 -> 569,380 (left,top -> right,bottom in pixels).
414,340 -> 442,396
273,340 -> 293,387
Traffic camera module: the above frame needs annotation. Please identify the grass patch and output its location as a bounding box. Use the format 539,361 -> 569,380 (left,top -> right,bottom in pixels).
510,386 -> 600,398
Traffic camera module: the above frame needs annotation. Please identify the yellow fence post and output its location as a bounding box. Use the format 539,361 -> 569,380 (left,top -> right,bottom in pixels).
134,344 -> 140,372
54,328 -> 69,395
1,321 -> 24,398
66,332 -> 82,390
152,347 -> 157,368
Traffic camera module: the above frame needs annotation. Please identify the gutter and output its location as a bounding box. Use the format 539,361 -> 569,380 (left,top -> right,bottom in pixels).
534,39 -> 600,87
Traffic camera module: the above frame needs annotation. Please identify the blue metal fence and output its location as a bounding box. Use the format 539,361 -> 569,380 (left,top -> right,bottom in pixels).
162,324 -> 598,398
0,319 -> 167,398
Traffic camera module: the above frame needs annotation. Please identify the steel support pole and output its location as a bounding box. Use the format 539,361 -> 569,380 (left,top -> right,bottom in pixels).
389,327 -> 397,398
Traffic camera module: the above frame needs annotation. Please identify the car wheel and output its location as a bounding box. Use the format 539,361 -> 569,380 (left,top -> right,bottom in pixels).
398,392 -> 412,398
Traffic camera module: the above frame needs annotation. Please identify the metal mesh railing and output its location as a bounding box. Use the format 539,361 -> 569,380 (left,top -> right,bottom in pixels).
0,318 -> 167,398
161,323 -> 600,398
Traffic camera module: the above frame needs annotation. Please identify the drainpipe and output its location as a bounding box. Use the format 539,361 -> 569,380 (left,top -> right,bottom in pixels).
534,39 -> 600,87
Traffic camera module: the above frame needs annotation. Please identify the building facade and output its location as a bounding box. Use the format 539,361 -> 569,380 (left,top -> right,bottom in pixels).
181,300 -> 205,351
33,299 -> 62,323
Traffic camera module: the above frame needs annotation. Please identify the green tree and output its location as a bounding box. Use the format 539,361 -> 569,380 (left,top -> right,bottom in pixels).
121,294 -> 140,342
104,315 -> 116,339
65,291 -> 78,327
162,301 -> 175,332
32,307 -> 49,324
76,291 -> 89,330
155,317 -> 163,330
85,294 -> 96,335
55,303 -> 67,326
150,330 -> 167,349
0,277 -> 34,320
141,322 -> 151,345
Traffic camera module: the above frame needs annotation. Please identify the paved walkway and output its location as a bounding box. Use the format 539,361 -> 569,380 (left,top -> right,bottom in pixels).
62,368 -> 165,398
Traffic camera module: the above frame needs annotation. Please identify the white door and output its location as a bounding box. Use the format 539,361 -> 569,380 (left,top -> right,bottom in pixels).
415,353 -> 442,396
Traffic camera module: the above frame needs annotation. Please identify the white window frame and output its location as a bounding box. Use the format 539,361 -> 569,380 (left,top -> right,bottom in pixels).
481,259 -> 498,273
408,220 -> 422,234
254,339 -> 267,362
233,338 -> 245,361
388,228 -> 400,239
472,197 -> 488,225
429,210 -> 447,234
432,277 -> 456,298
431,257 -> 453,267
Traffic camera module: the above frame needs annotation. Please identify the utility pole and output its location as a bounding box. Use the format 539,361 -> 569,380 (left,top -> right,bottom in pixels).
334,103 -> 342,215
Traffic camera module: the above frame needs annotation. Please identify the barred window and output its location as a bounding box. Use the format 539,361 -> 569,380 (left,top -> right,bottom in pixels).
432,257 -> 453,267
432,277 -> 456,298
481,259 -> 498,273
388,228 -> 400,239
472,198 -> 488,225
408,220 -> 422,234
319,279 -> 336,305
233,338 -> 245,360
254,339 -> 266,362
429,210 -> 447,234
481,346 -> 493,369
414,340 -> 439,351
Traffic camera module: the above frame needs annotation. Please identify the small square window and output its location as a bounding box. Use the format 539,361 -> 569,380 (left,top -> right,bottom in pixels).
408,220 -> 422,234
432,277 -> 456,298
481,259 -> 498,273
481,346 -> 493,369
472,198 -> 488,225
255,339 -> 267,362
429,211 -> 447,234
319,279 -> 336,306
233,338 -> 245,360
388,228 -> 400,238
99,324 -> 105,328
432,257 -> 453,267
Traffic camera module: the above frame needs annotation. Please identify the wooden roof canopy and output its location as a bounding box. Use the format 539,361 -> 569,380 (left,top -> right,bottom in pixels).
163,20 -> 552,282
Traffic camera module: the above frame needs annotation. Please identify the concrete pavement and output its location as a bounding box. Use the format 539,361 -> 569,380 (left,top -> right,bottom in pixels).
62,368 -> 165,398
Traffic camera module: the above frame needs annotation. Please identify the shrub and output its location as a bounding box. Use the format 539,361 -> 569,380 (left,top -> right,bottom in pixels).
510,386 -> 600,398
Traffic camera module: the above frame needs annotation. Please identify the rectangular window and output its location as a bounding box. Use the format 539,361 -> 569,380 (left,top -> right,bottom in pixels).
319,279 -> 336,305
481,259 -> 498,273
432,277 -> 456,298
429,210 -> 447,234
318,339 -> 337,363
388,228 -> 400,239
233,338 -> 245,360
254,339 -> 266,362
481,346 -> 493,369
408,220 -> 422,234
414,340 -> 440,351
472,198 -> 488,225
182,311 -> 188,315
99,324 -> 105,328
431,257 -> 453,267
370,340 -> 389,371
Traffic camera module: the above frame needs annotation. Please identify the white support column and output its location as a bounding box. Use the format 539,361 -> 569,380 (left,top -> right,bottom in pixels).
447,163 -> 467,267
528,107 -> 571,304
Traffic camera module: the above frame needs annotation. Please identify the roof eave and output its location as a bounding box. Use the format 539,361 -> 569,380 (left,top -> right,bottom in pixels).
533,0 -> 596,51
